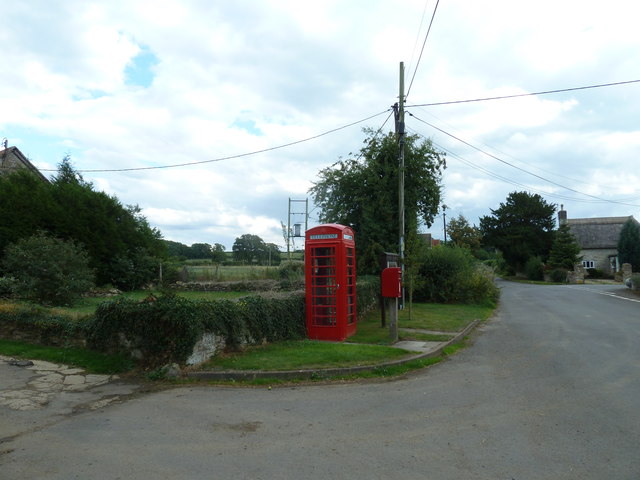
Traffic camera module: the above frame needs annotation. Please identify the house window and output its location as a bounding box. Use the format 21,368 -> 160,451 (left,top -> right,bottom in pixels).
582,260 -> 595,269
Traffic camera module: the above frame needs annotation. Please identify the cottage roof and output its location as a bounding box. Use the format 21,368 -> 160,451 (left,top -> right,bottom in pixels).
0,146 -> 49,182
567,216 -> 638,249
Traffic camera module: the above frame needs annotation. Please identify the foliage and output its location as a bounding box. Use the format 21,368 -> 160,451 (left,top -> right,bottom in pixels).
0,158 -> 165,290
447,214 -> 481,251
2,233 -> 94,306
0,301 -> 89,349
630,274 -> 640,291
164,241 -> 227,262
0,276 -> 16,297
586,268 -> 603,279
479,191 -> 556,271
87,293 -> 306,365
524,256 -> 544,281
414,246 -> 498,304
232,234 -> 280,265
549,268 -> 568,283
309,129 -> 446,274
278,261 -> 305,283
617,218 -> 640,270
548,222 -> 582,270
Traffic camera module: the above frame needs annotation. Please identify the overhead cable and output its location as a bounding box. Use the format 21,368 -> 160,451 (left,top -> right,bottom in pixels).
408,112 -> 640,207
407,79 -> 640,107
41,110 -> 391,173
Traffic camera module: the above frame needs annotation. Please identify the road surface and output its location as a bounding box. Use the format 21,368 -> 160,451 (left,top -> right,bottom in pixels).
1,281 -> 639,479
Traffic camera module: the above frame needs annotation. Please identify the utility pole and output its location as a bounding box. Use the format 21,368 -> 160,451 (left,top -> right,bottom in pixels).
442,204 -> 448,244
396,62 -> 406,284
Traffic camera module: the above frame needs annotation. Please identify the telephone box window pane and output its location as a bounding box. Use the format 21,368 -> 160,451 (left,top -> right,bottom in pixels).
313,247 -> 335,258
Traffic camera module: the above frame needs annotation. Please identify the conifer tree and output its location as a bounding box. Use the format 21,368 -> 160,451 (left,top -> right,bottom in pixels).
547,222 -> 582,270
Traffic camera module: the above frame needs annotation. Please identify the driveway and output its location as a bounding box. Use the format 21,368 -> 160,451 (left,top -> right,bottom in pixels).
1,280 -> 639,479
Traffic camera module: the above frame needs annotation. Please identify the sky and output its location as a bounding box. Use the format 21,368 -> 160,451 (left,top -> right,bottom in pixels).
2,0 -> 639,251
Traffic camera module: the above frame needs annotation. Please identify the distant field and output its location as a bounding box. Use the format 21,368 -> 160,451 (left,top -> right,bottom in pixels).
1,290 -> 253,318
180,265 -> 281,282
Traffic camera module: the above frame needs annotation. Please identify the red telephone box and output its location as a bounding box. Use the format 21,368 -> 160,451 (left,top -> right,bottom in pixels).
305,224 -> 356,341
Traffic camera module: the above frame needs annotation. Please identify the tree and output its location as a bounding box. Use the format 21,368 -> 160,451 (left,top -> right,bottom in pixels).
232,234 -> 267,264
0,157 -> 166,289
2,232 -> 94,306
310,129 -> 446,273
211,243 -> 227,263
447,215 -> 481,251
547,222 -> 582,270
479,191 -> 556,271
618,218 -> 640,270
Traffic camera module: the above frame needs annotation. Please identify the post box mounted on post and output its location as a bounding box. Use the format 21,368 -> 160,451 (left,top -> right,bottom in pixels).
380,264 -> 402,342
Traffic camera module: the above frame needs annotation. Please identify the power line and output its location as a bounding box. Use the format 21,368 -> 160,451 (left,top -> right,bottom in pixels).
406,0 -> 440,100
408,112 -> 640,207
407,79 -> 640,108
411,104 -> 635,194
40,110 -> 391,173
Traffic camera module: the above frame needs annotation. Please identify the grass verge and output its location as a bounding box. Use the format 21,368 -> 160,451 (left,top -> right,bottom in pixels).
199,340 -> 414,371
0,339 -> 133,374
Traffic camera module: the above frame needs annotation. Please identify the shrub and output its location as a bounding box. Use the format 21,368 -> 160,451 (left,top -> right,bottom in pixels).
631,274 -> 640,291
414,246 -> 497,304
2,233 -> 94,306
278,260 -> 305,280
549,268 -> 568,283
524,256 -> 544,281
0,276 -> 16,298
0,303 -> 88,346
87,293 -> 306,365
586,268 -> 604,279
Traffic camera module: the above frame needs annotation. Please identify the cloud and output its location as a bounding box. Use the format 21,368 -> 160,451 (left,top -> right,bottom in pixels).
2,0 -> 639,252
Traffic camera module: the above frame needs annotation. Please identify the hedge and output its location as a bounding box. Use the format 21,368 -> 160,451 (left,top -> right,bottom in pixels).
86,293 -> 307,365
2,278 -> 382,366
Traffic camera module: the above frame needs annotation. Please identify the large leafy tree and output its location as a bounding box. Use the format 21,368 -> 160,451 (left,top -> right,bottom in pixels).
547,222 -> 582,270
232,234 -> 268,264
479,191 -> 556,271
0,157 -> 165,289
447,214 -> 481,251
618,218 -> 640,270
309,129 -> 446,273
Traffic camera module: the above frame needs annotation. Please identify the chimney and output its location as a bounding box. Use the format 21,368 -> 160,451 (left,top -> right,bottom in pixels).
558,204 -> 567,225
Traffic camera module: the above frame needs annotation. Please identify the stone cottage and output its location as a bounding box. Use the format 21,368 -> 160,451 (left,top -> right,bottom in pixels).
558,206 -> 639,274
0,143 -> 49,182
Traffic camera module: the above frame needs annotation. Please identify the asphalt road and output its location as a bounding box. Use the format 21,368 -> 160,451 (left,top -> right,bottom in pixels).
1,280 -> 639,479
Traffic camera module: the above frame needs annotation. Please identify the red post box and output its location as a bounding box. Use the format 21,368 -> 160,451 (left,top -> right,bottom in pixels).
381,267 -> 402,298
305,224 -> 356,341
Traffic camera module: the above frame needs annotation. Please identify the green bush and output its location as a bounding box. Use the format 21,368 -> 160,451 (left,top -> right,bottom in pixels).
524,256 -> 544,281
0,303 -> 88,345
2,233 -> 94,306
278,260 -> 305,280
631,274 -> 640,291
586,268 -> 604,279
87,293 -> 306,365
414,246 -> 498,304
549,268 -> 568,283
0,276 -> 16,298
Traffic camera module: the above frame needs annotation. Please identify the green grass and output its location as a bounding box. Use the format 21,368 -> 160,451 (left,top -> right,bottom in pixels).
398,302 -> 493,332
200,340 -> 413,371
349,301 -> 493,345
0,339 -> 133,374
